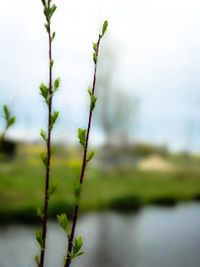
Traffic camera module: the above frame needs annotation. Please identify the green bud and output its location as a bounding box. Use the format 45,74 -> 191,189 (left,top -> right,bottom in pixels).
35,230 -> 43,248
39,83 -> 49,103
40,152 -> 48,167
87,87 -> 92,96
78,128 -> 87,148
50,111 -> 59,129
72,236 -> 84,259
3,105 -> 16,129
93,52 -> 97,64
34,255 -> 40,267
50,59 -> 54,68
51,32 -> 56,41
101,20 -> 108,37
92,42 -> 97,52
40,129 -> 47,142
87,151 -> 95,162
54,78 -> 60,91
57,213 -> 70,233
90,95 -> 97,111
44,23 -> 50,33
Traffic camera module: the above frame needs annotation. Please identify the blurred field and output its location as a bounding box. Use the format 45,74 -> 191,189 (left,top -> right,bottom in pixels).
0,144 -> 200,223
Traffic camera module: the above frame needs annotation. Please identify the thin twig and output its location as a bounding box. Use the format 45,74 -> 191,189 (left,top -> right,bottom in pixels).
64,34 -> 103,267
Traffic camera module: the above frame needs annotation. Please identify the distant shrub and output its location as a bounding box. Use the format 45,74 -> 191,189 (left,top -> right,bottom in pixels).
0,139 -> 16,160
150,196 -> 177,206
110,195 -> 142,211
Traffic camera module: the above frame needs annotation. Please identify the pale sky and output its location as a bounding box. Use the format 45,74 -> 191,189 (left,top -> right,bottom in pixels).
0,0 -> 200,151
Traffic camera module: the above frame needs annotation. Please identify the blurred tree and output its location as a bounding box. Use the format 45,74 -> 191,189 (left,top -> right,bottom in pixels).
0,105 -> 16,159
95,38 -> 139,146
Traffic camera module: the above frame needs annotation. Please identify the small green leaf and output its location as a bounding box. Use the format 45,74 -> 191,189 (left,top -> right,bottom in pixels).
35,230 -> 43,248
101,20 -> 108,37
44,23 -> 49,32
78,128 -> 87,148
92,42 -> 97,52
87,87 -> 92,96
39,83 -> 49,103
40,152 -> 48,167
3,105 -> 16,129
93,52 -> 97,64
44,7 -> 50,21
41,0 -> 46,7
40,129 -> 47,141
90,95 -> 97,111
50,111 -> 59,129
51,32 -> 56,41
3,105 -> 9,118
87,151 -> 95,162
54,78 -> 60,91
57,213 -> 70,233
8,117 -> 16,128
50,59 -> 54,68
50,4 -> 57,17
72,236 -> 84,257
63,256 -> 67,265
34,255 -> 40,267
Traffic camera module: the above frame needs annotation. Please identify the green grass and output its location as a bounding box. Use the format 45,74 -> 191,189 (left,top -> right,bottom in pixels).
0,157 -> 200,223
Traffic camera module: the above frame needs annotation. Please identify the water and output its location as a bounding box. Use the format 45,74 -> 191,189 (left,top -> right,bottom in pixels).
0,203 -> 200,267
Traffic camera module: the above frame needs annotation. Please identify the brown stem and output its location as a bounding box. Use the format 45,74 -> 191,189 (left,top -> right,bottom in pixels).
64,36 -> 101,267
39,1 -> 53,266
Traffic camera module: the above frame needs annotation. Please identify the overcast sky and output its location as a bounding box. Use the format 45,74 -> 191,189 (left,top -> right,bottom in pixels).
0,0 -> 200,151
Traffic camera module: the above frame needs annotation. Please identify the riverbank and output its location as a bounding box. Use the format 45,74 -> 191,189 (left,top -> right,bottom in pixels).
0,159 -> 200,223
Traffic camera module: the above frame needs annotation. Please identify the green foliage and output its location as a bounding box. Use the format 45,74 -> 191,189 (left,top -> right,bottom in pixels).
92,42 -> 97,52
68,236 -> 84,260
39,83 -> 49,103
87,87 -> 92,96
54,77 -> 60,92
44,4 -> 57,23
34,255 -> 40,267
41,0 -> 46,7
78,128 -> 87,148
51,32 -> 56,41
57,213 -> 70,233
101,20 -> 108,37
63,256 -> 67,266
90,94 -> 97,111
50,59 -> 54,68
71,236 -> 84,259
3,105 -> 16,130
40,152 -> 48,167
88,88 -> 97,111
50,111 -> 59,129
87,151 -> 95,163
40,129 -> 47,142
93,52 -> 97,64
35,230 -> 43,248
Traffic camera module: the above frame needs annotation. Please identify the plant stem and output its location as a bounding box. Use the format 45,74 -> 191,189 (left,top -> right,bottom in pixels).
39,1 -> 53,266
64,35 -> 101,267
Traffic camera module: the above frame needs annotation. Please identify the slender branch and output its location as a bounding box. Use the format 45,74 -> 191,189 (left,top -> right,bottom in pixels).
36,1 -> 60,266
64,24 -> 107,266
39,13 -> 52,267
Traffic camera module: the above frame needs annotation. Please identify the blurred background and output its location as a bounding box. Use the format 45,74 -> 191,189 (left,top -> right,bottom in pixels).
0,0 -> 200,266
